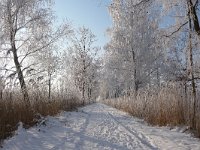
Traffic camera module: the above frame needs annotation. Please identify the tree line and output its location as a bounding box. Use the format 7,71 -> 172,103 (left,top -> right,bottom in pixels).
0,0 -> 200,139
100,0 -> 200,137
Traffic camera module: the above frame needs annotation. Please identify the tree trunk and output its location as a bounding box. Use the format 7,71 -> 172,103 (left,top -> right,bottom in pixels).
12,49 -> 30,106
130,10 -> 138,95
7,1 -> 30,107
48,73 -> 51,101
131,48 -> 137,93
87,86 -> 92,103
90,88 -> 92,100
82,81 -> 85,105
188,8 -> 197,128
0,90 -> 2,99
184,81 -> 189,122
130,0 -> 138,95
188,0 -> 200,37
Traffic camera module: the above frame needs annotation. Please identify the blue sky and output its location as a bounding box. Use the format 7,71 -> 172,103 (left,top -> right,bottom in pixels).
53,0 -> 112,47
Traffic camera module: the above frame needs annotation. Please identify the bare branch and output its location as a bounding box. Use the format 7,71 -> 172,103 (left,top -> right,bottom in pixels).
163,21 -> 188,37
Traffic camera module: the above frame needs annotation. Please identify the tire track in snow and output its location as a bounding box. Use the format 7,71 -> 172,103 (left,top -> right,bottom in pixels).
99,104 -> 158,150
108,112 -> 158,150
51,107 -> 129,150
3,103 -> 200,150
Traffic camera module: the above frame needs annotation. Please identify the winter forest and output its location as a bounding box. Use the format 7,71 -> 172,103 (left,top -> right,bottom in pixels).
0,0 -> 200,149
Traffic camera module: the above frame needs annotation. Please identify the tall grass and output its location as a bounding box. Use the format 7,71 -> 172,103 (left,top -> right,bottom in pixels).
0,90 -> 82,141
102,83 -> 200,137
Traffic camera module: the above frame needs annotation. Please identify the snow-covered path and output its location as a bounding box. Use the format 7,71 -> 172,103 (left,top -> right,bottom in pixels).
2,103 -> 200,150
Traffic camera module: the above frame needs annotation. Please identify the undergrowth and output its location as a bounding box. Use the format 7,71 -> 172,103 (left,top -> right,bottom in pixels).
102,84 -> 200,137
0,91 -> 83,141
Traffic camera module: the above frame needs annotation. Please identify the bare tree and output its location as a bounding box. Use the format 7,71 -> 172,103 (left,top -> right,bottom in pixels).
36,46 -> 59,100
69,27 -> 99,104
102,0 -> 162,99
187,1 -> 197,127
0,0 -> 71,106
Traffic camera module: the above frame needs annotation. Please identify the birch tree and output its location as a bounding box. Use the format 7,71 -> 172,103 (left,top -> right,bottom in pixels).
69,27 -> 99,104
158,0 -> 200,127
102,0 -> 162,98
0,0 -> 71,106
35,47 -> 59,100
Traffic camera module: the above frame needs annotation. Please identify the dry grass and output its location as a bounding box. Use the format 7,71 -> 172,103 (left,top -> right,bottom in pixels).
0,91 -> 82,141
102,83 -> 200,137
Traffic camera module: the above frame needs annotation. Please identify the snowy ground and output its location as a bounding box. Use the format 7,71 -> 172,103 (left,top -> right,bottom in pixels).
2,103 -> 200,150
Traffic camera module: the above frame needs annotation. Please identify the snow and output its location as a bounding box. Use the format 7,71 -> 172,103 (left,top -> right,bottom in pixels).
2,103 -> 200,150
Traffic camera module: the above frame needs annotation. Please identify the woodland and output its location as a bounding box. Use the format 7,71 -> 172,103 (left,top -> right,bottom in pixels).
0,0 -> 200,141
